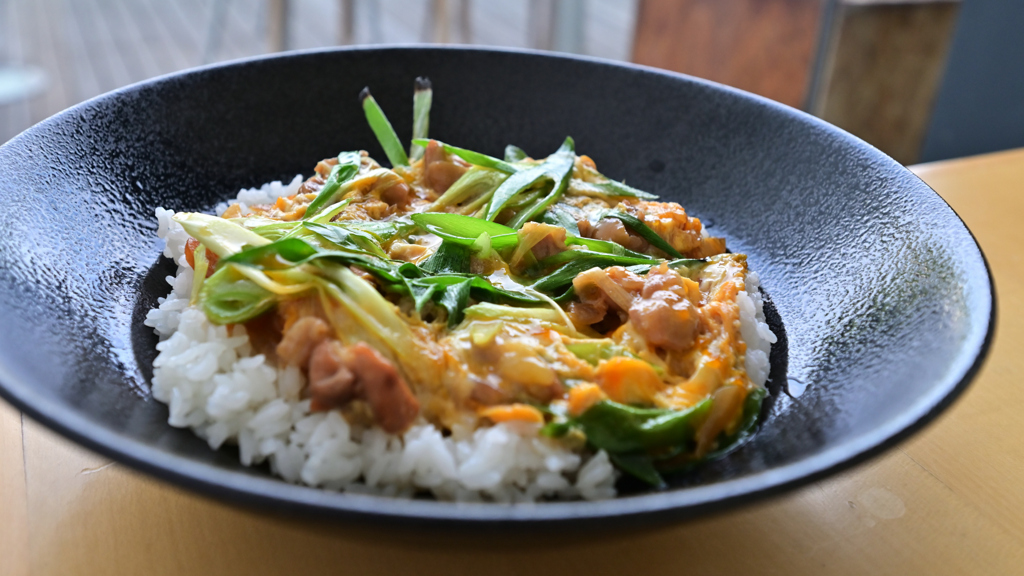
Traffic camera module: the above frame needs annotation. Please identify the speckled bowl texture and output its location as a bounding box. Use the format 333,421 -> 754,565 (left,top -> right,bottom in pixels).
0,47 -> 993,529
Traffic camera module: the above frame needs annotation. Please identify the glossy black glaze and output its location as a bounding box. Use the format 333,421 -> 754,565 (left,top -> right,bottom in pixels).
0,47 -> 993,528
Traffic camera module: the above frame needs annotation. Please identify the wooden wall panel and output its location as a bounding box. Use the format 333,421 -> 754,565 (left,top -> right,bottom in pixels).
632,0 -> 824,108
810,1 -> 960,164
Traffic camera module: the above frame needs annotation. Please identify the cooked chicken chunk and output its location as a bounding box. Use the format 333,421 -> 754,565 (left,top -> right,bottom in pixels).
629,291 -> 700,352
308,340 -> 420,434
276,317 -> 331,367
423,140 -> 469,194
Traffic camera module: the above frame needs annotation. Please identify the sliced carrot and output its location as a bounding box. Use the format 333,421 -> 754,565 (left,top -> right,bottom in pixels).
220,203 -> 243,219
480,403 -> 545,424
568,383 -> 607,417
184,237 -> 198,268
595,356 -> 665,405
184,237 -> 219,277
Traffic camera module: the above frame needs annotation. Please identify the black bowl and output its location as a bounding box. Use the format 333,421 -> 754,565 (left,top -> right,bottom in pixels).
0,46 -> 993,528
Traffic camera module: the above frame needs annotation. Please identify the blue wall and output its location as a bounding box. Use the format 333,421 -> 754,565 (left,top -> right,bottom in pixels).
921,0 -> 1024,162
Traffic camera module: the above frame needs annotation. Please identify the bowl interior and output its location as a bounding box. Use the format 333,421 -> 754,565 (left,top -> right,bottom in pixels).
0,47 -> 992,526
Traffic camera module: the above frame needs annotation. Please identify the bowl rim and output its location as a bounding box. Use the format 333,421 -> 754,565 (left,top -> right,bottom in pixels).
0,44 -> 997,527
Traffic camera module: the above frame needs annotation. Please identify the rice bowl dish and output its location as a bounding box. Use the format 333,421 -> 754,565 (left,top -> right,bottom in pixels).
144,79 -> 776,502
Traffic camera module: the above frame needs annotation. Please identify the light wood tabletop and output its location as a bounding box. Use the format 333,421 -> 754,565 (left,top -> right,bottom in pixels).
2,148 -> 1022,576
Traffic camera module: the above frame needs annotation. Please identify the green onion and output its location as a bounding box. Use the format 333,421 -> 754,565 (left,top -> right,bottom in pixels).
504,144 -> 529,162
437,277 -> 473,327
409,77 -> 432,161
486,137 -> 575,226
622,258 -> 709,278
576,399 -> 712,453
361,87 -> 409,167
608,453 -> 666,488
189,244 -> 210,305
529,252 -> 656,292
410,138 -> 521,174
603,210 -> 683,258
302,151 -> 361,220
173,212 -> 271,257
221,237 -> 404,288
341,217 -> 415,243
696,387 -> 767,462
552,286 -> 576,304
564,235 -> 651,258
540,205 -> 580,236
200,267 -> 278,324
309,199 -> 352,224
410,282 -> 438,314
410,213 -> 519,250
589,180 -> 658,200
409,274 -> 540,307
666,258 -> 709,272
526,249 -> 654,277
564,339 -> 637,366
471,232 -> 492,258
249,221 -> 300,241
316,266 -> 432,377
421,241 -> 471,274
220,237 -> 318,268
304,222 -> 388,258
428,167 -> 509,211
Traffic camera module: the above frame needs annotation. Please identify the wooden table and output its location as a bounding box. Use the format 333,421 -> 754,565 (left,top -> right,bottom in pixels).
2,149 -> 1022,576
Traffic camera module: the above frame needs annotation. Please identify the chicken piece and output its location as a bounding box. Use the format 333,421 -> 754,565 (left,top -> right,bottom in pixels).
573,266 -> 639,311
577,218 -> 594,238
371,171 -> 412,207
591,218 -> 649,253
308,340 -> 420,434
307,341 -> 356,407
642,263 -> 702,303
509,222 -> 568,268
296,173 -> 326,197
606,266 -> 645,292
567,299 -> 608,327
628,291 -> 701,352
275,317 -> 331,367
423,140 -> 469,194
314,156 -> 340,178
568,266 -> 644,330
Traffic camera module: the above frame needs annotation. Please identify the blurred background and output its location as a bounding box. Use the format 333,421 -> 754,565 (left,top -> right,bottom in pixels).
0,0 -> 1021,164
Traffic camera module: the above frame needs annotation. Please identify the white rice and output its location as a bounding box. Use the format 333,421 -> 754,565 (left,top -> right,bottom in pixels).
144,177 -> 773,502
739,271 -> 777,387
